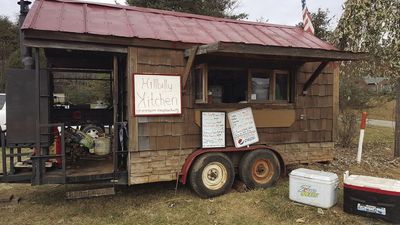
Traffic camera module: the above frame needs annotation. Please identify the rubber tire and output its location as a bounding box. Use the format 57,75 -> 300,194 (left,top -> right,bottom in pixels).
239,149 -> 281,189
189,153 -> 235,198
81,124 -> 104,138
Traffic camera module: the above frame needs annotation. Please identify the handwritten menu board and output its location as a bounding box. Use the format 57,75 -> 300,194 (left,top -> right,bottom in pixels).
133,74 -> 181,116
201,112 -> 226,148
228,107 -> 259,148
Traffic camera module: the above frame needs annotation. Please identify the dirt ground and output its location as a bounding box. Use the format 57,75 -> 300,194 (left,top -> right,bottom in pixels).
0,125 -> 398,225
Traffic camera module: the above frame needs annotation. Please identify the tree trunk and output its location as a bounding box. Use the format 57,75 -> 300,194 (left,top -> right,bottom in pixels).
395,80 -> 400,157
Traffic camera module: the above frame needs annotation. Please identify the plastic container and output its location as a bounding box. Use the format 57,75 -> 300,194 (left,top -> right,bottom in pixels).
344,172 -> 400,223
289,168 -> 338,208
93,137 -> 111,156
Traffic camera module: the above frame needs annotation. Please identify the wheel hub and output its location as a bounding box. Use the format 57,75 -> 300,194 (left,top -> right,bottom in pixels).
202,162 -> 227,190
208,168 -> 219,181
251,159 -> 273,184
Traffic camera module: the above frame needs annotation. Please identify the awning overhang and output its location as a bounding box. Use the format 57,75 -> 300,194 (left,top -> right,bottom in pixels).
184,41 -> 368,62
183,41 -> 367,95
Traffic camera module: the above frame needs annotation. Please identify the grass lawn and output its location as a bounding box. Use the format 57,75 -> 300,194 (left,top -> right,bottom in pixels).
364,100 -> 395,121
0,126 -> 398,225
0,179 -> 391,225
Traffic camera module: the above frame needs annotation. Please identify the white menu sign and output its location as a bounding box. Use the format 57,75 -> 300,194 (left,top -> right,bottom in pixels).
228,107 -> 259,148
202,112 -> 226,148
134,74 -> 181,116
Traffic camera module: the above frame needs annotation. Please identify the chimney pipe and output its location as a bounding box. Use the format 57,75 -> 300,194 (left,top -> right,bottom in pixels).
18,0 -> 33,69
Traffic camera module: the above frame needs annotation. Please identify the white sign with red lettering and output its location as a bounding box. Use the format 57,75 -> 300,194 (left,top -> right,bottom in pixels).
133,74 -> 181,116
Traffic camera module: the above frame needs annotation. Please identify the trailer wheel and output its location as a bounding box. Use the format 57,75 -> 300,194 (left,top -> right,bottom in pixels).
239,149 -> 280,189
189,153 -> 234,198
81,124 -> 104,139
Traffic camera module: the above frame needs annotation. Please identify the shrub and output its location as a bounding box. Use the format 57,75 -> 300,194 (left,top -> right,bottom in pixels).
337,111 -> 358,148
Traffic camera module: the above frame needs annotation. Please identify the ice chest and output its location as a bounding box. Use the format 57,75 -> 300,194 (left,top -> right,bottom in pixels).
344,174 -> 400,223
289,168 -> 338,208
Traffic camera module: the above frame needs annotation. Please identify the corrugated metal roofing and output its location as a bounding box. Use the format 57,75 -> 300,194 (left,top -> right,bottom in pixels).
22,0 -> 338,51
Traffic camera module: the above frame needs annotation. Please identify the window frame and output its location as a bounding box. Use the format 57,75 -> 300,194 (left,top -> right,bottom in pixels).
193,65 -> 293,106
194,64 -> 208,104
272,70 -> 291,102
248,69 -> 273,103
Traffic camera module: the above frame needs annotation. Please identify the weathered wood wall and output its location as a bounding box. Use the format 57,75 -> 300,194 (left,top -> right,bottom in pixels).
127,46 -> 338,185
127,47 -> 201,184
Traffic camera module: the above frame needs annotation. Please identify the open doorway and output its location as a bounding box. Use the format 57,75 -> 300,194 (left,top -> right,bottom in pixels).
42,50 -> 128,181
50,70 -> 114,177
4,49 -> 128,184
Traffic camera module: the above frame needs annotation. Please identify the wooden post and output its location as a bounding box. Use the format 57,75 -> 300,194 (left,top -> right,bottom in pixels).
182,46 -> 198,89
395,80 -> 400,157
356,112 -> 367,163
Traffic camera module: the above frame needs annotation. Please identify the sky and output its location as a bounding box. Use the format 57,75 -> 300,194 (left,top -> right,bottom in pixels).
1,0 -> 345,28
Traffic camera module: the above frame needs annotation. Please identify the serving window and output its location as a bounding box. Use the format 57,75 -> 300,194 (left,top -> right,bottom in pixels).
194,65 -> 292,105
208,68 -> 248,104
249,70 -> 290,102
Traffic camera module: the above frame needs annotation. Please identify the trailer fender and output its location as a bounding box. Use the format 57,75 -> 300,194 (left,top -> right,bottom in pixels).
180,145 -> 284,185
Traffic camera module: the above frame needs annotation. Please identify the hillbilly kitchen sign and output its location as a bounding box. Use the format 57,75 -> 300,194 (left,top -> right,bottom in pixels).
133,74 -> 182,116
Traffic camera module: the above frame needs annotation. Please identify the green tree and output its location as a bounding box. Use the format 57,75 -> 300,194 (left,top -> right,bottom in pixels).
0,16 -> 19,91
333,0 -> 399,156
125,0 -> 248,19
311,8 -> 333,41
297,8 -> 333,41
333,0 -> 398,78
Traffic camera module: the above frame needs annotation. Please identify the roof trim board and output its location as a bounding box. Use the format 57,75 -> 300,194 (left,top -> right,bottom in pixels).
185,42 -> 368,61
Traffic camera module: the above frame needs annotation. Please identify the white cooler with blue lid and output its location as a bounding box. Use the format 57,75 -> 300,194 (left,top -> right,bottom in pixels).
289,168 -> 339,208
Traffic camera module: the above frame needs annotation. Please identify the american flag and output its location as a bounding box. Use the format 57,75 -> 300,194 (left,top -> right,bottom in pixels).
302,0 -> 315,34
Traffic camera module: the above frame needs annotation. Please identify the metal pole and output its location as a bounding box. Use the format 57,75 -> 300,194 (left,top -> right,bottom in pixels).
112,55 -> 118,173
1,131 -> 7,177
18,0 -> 33,69
9,148 -> 14,174
17,148 -> 22,162
35,48 -> 40,147
33,48 -> 42,184
61,125 -> 66,183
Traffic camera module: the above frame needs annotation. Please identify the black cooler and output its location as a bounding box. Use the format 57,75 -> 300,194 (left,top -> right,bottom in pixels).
344,173 -> 400,223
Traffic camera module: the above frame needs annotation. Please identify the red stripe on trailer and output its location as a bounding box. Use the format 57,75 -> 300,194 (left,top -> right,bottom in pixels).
344,184 -> 400,196
360,112 -> 367,129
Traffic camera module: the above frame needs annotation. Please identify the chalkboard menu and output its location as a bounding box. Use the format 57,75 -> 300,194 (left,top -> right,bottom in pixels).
228,107 -> 259,148
201,112 -> 226,148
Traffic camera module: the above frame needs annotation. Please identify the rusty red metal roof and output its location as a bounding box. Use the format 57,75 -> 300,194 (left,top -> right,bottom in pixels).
22,0 -> 337,51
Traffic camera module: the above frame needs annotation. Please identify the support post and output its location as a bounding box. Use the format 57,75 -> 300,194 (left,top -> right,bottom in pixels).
33,48 -> 42,185
356,112 -> 367,163
113,55 -> 119,174
395,80 -> 400,157
1,130 -> 6,177
9,148 -> 14,174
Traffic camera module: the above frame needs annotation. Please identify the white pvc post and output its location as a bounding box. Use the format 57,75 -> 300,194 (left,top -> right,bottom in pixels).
356,112 -> 367,164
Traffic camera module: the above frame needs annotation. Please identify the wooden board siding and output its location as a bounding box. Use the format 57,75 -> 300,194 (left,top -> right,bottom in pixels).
128,47 -> 198,184
128,46 -> 336,185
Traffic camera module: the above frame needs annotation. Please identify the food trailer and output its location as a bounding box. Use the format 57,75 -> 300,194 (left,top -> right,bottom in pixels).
1,0 -> 364,198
